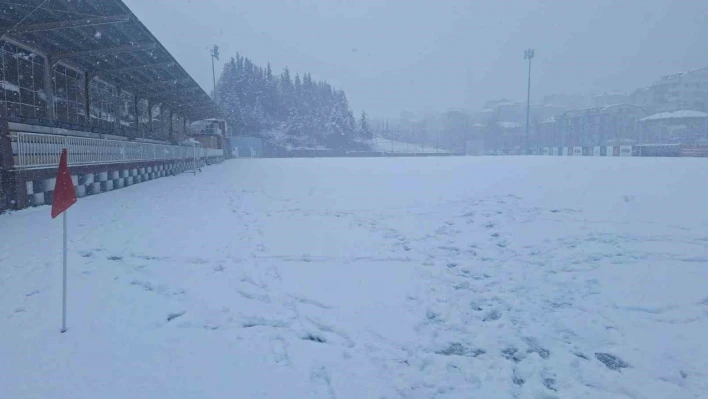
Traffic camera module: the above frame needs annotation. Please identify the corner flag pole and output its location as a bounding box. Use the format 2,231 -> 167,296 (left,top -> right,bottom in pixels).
51,148 -> 77,333
62,210 -> 67,333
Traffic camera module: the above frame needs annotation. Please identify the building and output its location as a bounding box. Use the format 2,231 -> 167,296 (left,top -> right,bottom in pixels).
634,67 -> 708,114
476,99 -> 566,129
541,93 -> 590,110
0,0 -> 224,212
441,109 -> 471,152
554,104 -> 646,146
536,116 -> 558,147
638,110 -> 708,144
478,121 -> 524,154
592,92 -> 630,107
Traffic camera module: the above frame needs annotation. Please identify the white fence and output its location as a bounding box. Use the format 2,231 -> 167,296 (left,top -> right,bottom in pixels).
13,132 -> 224,169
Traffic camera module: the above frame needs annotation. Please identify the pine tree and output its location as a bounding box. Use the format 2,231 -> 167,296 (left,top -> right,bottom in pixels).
359,111 -> 372,140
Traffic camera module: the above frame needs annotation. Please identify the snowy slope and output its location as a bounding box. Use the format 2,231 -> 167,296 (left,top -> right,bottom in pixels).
2,157 -> 708,398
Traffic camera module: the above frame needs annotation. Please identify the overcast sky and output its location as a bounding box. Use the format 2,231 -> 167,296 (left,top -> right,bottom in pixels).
124,0 -> 708,117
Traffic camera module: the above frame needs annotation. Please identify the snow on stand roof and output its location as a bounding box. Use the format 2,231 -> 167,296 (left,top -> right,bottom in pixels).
640,110 -> 708,122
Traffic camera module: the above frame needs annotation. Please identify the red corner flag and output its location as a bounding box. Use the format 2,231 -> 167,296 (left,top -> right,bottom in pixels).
51,149 -> 77,219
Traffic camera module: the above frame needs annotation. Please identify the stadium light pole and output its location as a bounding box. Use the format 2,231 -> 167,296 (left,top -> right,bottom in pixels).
524,48 -> 534,153
210,45 -> 220,102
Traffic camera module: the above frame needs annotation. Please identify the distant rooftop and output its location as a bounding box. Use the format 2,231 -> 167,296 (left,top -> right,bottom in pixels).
640,110 -> 708,122
593,92 -> 628,97
498,121 -> 522,129
657,66 -> 708,82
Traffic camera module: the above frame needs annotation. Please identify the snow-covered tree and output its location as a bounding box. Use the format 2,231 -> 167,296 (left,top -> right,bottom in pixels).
359,111 -> 372,140
215,52 -> 363,149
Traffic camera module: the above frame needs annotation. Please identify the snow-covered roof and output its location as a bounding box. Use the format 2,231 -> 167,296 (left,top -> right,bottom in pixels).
180,138 -> 201,145
593,91 -> 628,97
498,121 -> 522,129
601,103 -> 643,112
640,110 -> 708,122
658,66 -> 708,81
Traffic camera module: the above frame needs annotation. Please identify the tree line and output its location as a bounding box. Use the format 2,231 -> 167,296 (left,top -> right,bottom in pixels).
216,53 -> 371,149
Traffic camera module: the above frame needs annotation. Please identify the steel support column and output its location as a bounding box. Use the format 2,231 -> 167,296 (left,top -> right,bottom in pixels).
84,71 -> 90,125
169,108 -> 173,141
44,55 -> 55,119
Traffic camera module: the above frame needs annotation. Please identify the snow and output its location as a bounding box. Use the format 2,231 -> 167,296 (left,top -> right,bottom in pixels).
0,80 -> 20,93
640,110 -> 708,121
2,157 -> 708,398
372,136 -> 448,153
498,121 -> 523,129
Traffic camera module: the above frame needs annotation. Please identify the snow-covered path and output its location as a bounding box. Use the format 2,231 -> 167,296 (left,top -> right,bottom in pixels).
2,157 -> 708,398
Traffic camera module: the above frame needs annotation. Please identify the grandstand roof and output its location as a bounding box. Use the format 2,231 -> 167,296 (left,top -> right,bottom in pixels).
0,0 -> 219,120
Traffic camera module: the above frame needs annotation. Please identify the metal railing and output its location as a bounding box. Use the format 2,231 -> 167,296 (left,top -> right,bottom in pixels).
13,132 -> 224,169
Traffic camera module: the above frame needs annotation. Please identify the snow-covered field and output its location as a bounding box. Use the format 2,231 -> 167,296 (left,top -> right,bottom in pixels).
372,136 -> 448,153
2,157 -> 708,398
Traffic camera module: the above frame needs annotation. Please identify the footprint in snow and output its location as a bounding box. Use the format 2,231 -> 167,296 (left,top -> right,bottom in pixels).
502,347 -> 521,362
543,377 -> 558,392
167,311 -> 186,322
595,353 -> 629,371
436,343 -> 485,358
236,289 -> 271,303
523,337 -> 551,359
483,309 -> 502,322
425,310 -> 444,323
302,333 -> 327,343
270,338 -> 290,366
290,295 -> 332,310
541,369 -> 559,392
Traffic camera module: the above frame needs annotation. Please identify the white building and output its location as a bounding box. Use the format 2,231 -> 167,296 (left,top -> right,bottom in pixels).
635,67 -> 708,113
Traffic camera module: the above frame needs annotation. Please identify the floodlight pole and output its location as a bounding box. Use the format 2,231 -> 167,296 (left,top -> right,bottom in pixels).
210,45 -> 220,102
524,48 -> 535,154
